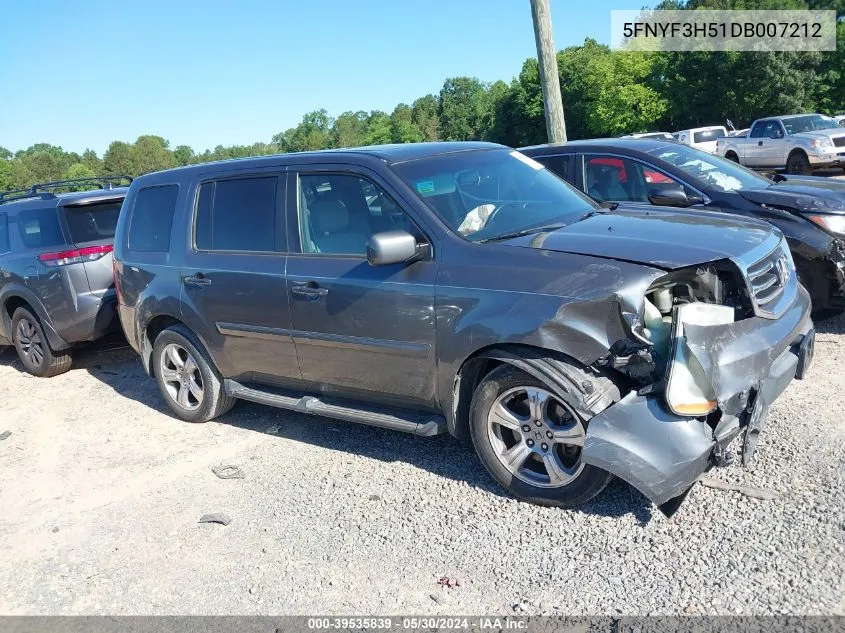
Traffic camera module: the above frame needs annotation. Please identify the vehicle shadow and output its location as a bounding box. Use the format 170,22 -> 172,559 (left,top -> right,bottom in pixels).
4,335 -> 655,523
813,311 -> 845,335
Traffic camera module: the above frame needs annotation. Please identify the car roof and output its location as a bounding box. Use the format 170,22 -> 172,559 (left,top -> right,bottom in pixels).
520,138 -> 676,154
0,187 -> 128,210
772,113 -> 823,120
132,142 -> 507,184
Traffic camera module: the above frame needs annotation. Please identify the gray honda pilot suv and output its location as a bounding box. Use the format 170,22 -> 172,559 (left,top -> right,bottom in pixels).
114,143 -> 814,515
0,177 -> 129,376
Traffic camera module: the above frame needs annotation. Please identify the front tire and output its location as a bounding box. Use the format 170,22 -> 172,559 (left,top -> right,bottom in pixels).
469,365 -> 613,507
786,151 -> 811,175
11,307 -> 72,377
152,325 -> 235,422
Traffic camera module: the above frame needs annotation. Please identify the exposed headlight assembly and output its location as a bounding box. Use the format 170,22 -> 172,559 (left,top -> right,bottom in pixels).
806,213 -> 845,237
665,302 -> 735,417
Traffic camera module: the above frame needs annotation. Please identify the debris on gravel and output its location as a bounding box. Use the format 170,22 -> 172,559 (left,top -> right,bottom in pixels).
211,465 -> 245,480
198,513 -> 232,526
0,430 -> 10,441
698,476 -> 778,500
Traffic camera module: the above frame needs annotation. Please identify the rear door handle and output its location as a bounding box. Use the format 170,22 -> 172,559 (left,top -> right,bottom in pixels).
290,281 -> 328,298
184,273 -> 211,287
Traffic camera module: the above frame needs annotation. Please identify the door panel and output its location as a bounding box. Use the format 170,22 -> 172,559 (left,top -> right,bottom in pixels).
180,172 -> 300,383
285,167 -> 438,407
286,257 -> 437,406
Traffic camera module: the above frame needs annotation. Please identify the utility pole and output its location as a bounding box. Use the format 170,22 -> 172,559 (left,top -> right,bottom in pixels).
529,0 -> 567,143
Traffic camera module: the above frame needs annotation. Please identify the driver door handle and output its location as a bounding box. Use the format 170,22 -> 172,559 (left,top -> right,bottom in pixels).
184,273 -> 211,287
290,281 -> 328,299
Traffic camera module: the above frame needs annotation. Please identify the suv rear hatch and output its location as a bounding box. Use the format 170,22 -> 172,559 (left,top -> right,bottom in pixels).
58,195 -> 124,297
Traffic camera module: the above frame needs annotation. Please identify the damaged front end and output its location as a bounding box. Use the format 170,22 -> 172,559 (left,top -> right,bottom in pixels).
583,235 -> 814,516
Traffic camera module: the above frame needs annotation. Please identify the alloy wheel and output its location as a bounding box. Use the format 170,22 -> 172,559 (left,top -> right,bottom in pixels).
16,318 -> 44,368
486,386 -> 586,488
159,343 -> 204,411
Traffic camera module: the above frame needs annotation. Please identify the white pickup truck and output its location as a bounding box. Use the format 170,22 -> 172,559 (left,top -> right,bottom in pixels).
717,113 -> 845,174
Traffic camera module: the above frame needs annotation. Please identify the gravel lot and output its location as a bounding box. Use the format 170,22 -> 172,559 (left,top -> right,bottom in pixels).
0,315 -> 843,616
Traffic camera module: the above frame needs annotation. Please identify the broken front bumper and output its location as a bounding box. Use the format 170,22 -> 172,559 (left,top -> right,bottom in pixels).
581,286 -> 814,514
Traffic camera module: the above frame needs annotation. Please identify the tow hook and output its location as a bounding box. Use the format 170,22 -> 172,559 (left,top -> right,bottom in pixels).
712,445 -> 735,467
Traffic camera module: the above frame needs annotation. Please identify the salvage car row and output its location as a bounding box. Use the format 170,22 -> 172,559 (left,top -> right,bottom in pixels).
0,140 -> 829,519
632,112 -> 845,175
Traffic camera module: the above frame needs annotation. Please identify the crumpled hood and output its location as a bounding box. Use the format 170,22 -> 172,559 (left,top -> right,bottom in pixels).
740,179 -> 845,215
503,207 -> 776,270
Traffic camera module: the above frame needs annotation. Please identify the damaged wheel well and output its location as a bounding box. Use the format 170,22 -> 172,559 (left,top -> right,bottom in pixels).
449,344 -> 622,440
142,314 -> 184,373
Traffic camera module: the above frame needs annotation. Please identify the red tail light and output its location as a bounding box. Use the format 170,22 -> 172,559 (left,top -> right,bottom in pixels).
38,244 -> 113,267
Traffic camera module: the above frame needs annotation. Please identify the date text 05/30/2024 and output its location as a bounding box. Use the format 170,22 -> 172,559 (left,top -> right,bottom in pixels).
307,617 -> 528,630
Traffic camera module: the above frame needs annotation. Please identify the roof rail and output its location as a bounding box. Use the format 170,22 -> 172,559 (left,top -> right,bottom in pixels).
0,175 -> 133,205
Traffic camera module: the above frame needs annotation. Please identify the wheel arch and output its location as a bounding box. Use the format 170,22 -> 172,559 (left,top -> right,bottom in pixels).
0,285 -> 68,350
448,343 -> 621,440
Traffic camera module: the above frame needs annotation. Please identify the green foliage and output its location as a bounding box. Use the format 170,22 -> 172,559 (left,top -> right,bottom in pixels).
3,8 -> 841,193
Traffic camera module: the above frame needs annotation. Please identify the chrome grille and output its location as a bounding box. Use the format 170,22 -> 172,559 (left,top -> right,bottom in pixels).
833,136 -> 845,148
746,244 -> 791,314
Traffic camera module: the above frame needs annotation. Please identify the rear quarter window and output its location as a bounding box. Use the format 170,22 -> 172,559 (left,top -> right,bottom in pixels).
127,185 -> 179,253
63,202 -> 122,244
15,207 -> 66,249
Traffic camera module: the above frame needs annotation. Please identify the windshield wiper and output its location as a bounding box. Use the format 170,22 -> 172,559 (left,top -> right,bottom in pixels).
477,223 -> 566,243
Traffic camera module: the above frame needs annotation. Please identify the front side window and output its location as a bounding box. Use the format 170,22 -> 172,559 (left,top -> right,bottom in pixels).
297,174 -> 415,256
195,176 -> 278,252
392,149 -> 596,242
648,144 -> 771,192
15,207 -> 65,249
583,155 -> 695,203
128,185 -> 179,252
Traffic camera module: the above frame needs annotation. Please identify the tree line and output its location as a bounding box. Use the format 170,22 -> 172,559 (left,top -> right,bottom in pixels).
1,0 -> 843,192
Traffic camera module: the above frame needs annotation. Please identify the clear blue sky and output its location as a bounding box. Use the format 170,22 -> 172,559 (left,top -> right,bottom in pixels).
0,0 -> 648,155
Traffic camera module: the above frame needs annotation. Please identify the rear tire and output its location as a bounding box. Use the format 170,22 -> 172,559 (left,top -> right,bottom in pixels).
152,325 -> 235,423
786,151 -> 811,175
11,307 -> 72,377
469,365 -> 614,507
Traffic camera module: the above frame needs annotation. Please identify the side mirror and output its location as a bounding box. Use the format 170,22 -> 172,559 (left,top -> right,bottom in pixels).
648,187 -> 697,208
366,231 -> 423,266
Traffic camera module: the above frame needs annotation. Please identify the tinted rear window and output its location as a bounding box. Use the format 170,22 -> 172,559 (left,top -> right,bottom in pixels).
195,176 -> 278,252
63,202 -> 122,244
693,129 -> 726,143
15,207 -> 66,249
128,185 -> 179,253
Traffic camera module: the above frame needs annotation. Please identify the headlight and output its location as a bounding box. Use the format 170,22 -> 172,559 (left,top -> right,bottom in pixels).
810,138 -> 834,149
807,214 -> 845,236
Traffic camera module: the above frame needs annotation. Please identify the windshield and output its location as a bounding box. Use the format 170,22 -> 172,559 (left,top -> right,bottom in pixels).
782,115 -> 840,134
392,149 -> 597,242
648,144 -> 770,192
693,128 -> 727,143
